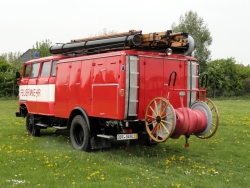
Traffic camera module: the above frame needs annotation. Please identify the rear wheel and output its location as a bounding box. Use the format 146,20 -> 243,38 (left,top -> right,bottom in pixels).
70,115 -> 91,151
26,113 -> 40,136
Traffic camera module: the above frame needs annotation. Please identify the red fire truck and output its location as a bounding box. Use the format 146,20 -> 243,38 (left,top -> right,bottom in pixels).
15,30 -> 219,151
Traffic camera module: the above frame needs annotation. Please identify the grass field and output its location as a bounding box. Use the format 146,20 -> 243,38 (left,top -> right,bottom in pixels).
0,99 -> 249,187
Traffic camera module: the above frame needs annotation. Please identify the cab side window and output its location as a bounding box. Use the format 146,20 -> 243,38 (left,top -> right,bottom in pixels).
24,64 -> 30,78
51,60 -> 58,77
41,62 -> 51,77
30,62 -> 40,78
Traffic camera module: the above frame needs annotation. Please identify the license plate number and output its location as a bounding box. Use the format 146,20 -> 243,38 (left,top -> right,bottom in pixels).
117,134 -> 138,140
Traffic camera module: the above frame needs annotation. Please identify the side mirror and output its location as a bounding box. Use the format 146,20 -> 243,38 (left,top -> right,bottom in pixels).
16,72 -> 21,83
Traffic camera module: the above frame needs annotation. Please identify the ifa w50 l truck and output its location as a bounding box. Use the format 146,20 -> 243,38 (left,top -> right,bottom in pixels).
15,30 -> 219,151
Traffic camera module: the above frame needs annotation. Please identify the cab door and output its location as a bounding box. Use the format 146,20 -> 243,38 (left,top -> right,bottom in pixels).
27,62 -> 40,113
36,61 -> 52,114
19,63 -> 31,101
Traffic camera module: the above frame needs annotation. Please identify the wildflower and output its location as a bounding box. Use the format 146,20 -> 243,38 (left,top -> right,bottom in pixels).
179,156 -> 184,161
171,155 -> 175,161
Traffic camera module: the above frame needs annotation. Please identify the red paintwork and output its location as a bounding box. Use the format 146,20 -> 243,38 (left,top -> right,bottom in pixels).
18,55 -> 66,115
18,50 -> 198,121
171,108 -> 207,139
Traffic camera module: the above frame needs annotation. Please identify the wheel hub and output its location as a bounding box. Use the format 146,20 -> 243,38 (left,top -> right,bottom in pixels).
156,116 -> 161,123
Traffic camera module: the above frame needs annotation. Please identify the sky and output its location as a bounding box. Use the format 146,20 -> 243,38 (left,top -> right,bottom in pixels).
0,0 -> 249,65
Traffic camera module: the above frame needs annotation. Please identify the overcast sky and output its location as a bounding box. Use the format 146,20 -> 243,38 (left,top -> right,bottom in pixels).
0,0 -> 249,65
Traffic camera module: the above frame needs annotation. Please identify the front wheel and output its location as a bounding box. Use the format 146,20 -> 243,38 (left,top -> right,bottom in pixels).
26,113 -> 40,136
70,115 -> 91,151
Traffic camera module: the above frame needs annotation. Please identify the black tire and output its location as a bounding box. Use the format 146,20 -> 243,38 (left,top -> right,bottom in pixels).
70,115 -> 91,151
26,113 -> 40,136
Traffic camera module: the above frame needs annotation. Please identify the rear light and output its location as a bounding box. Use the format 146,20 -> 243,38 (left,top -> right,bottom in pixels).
123,129 -> 133,133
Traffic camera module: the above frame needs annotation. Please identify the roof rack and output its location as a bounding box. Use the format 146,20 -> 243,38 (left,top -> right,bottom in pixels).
49,30 -> 194,56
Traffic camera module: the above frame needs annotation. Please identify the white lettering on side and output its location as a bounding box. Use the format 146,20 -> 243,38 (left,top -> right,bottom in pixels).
19,84 -> 55,102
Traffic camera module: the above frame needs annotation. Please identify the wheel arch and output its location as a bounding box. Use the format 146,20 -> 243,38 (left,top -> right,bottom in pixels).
20,103 -> 29,118
68,107 -> 90,131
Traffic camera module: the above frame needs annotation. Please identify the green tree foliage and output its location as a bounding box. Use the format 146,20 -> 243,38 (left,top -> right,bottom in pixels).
0,52 -> 23,98
31,39 -> 52,58
243,65 -> 250,93
205,58 -> 245,97
1,52 -> 22,63
0,57 -> 16,98
172,11 -> 212,73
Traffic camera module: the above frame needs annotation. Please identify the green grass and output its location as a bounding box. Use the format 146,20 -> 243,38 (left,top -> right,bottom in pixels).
0,99 -> 250,187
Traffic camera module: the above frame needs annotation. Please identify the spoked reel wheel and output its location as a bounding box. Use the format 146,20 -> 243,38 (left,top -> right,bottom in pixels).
145,97 -> 176,142
194,98 -> 219,139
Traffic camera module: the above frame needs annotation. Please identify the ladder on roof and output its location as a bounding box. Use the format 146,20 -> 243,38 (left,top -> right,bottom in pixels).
50,30 -> 194,55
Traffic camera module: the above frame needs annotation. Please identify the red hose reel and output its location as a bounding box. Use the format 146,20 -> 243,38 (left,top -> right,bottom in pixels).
145,95 -> 218,145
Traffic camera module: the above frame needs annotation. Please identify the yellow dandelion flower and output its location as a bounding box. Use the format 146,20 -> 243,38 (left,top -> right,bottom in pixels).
179,156 -> 184,161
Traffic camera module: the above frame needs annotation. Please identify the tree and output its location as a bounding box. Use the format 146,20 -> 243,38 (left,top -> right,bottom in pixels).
0,57 -> 16,98
242,65 -> 250,93
31,39 -> 52,58
205,58 -> 244,97
172,11 -> 212,73
1,52 -> 22,63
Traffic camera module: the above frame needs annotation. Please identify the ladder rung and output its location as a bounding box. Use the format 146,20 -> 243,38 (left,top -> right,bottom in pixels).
128,114 -> 137,116
129,100 -> 138,102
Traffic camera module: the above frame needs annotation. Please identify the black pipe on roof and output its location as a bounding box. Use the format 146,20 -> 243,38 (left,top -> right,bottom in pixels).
50,34 -> 141,54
